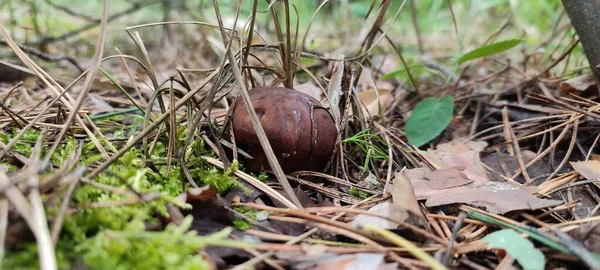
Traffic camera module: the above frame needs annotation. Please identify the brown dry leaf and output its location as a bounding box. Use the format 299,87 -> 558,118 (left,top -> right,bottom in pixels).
327,56 -> 344,123
560,73 -> 597,93
350,201 -> 397,229
424,166 -> 474,189
406,139 -> 563,214
390,171 -> 428,228
295,81 -> 322,101
284,251 -> 397,270
482,149 -> 551,183
351,172 -> 427,229
358,88 -> 394,117
175,186 -> 235,235
567,221 -> 600,254
571,160 -> 600,188
421,139 -> 489,185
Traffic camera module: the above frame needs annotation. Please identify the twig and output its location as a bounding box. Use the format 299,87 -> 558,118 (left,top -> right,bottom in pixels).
40,1 -> 150,44
0,38 -> 83,72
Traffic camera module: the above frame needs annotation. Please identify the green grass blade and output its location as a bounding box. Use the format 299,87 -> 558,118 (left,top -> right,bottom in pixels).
99,67 -> 145,115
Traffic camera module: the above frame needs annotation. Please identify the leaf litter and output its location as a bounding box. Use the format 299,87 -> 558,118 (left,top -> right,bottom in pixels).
405,138 -> 563,214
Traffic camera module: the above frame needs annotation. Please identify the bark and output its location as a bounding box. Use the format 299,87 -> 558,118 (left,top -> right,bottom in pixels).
561,0 -> 600,95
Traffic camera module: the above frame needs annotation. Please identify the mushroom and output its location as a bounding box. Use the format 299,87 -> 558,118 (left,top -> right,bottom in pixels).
231,86 -> 337,173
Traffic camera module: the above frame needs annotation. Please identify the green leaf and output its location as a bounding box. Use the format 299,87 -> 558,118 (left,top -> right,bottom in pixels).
455,39 -> 522,64
482,229 -> 545,270
405,95 -> 453,147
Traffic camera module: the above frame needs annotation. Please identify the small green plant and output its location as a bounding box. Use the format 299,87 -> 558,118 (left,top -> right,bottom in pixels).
343,129 -> 389,172
256,171 -> 269,182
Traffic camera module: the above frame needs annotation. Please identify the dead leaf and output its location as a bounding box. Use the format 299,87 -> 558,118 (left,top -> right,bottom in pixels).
424,166 -> 474,189
567,221 -> 600,254
358,88 -> 394,117
390,171 -> 428,228
571,160 -> 600,189
175,186 -> 235,235
350,201 -> 397,229
351,172 -> 427,230
295,81 -> 322,101
413,175 -> 562,214
406,139 -> 563,214
421,139 -> 489,185
483,150 -> 551,183
284,251 -> 397,270
327,56 -> 344,123
560,73 -> 596,93
175,186 -> 256,268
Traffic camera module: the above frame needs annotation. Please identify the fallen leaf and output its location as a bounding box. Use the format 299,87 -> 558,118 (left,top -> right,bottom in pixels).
571,160 -> 600,188
412,176 -> 562,214
295,81 -> 322,101
390,171 -> 428,228
351,172 -> 427,230
283,251 -> 397,270
406,139 -> 563,214
421,139 -> 489,185
176,186 -> 234,235
176,186 -> 256,268
560,73 -> 596,93
424,166 -> 474,189
350,201 -> 397,229
358,88 -> 394,117
482,150 -> 551,184
567,221 -> 600,254
327,56 -> 344,123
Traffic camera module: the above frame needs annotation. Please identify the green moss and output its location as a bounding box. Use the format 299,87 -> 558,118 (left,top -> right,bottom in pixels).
1,242 -> 71,270
77,217 -> 228,270
195,160 -> 240,194
233,219 -> 253,231
349,187 -> 369,200
1,124 -> 244,269
232,206 -> 268,231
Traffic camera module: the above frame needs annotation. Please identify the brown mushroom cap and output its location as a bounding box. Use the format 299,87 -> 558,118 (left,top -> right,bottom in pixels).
232,86 -> 337,173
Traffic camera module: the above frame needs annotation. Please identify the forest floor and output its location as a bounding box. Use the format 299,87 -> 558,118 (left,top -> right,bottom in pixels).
0,1 -> 599,269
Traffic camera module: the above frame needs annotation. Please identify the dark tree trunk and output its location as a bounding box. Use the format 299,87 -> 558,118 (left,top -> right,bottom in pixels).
561,0 -> 600,95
